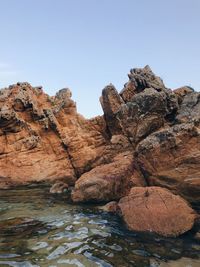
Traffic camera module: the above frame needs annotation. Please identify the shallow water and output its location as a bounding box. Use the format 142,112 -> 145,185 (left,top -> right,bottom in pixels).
0,185 -> 199,267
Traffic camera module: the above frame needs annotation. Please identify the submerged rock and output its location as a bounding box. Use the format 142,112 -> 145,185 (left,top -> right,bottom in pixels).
118,187 -> 196,237
152,257 -> 200,267
50,182 -> 69,194
0,217 -> 45,237
194,232 -> 200,242
100,201 -> 119,213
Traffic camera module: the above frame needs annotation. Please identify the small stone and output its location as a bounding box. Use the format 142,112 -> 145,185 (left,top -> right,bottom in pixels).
194,232 -> 200,241
50,182 -> 69,194
101,201 -> 119,213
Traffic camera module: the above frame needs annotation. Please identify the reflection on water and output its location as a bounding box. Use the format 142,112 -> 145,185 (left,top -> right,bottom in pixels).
0,185 -> 199,267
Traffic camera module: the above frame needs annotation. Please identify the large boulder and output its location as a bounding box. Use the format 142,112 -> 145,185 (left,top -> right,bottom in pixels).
72,153 -> 145,203
118,187 -> 196,237
135,123 -> 200,204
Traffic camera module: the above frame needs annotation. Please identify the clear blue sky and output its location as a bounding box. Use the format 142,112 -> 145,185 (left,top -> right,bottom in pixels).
0,0 -> 199,118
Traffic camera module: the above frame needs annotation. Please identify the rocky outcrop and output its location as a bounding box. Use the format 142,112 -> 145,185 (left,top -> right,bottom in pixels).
0,65 -> 199,209
120,65 -> 166,101
98,66 -> 199,205
135,123 -> 200,204
118,187 -> 196,237
0,83 -> 109,188
1,65 -> 200,237
100,66 -> 178,144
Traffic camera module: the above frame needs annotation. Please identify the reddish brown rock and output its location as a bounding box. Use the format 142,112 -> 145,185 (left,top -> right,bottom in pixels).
0,66 -> 199,210
100,84 -> 124,136
118,187 -> 196,237
72,152 -> 142,203
0,83 -> 108,188
135,123 -> 200,204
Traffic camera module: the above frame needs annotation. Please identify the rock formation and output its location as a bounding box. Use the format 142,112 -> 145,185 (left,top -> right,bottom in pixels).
0,65 -> 199,236
72,65 -> 200,206
0,83 -> 109,188
118,187 -> 196,237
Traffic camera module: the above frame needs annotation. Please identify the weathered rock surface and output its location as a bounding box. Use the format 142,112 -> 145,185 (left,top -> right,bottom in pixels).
72,152 -> 143,203
173,86 -> 194,104
101,66 -> 178,144
0,65 -> 199,210
135,123 -> 200,204
120,65 -> 166,101
118,187 -> 196,237
0,83 -> 109,188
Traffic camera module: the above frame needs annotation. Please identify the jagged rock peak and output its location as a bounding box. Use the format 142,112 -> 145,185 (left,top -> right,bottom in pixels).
100,84 -> 124,116
128,65 -> 165,91
55,88 -> 72,100
120,65 -> 166,102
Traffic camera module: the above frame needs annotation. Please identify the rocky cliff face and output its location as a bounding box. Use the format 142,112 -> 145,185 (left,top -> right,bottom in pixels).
0,66 -> 199,236
0,83 -> 109,188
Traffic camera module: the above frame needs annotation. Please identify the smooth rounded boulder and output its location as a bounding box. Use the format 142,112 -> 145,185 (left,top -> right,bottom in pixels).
71,153 -> 144,203
118,186 -> 196,237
